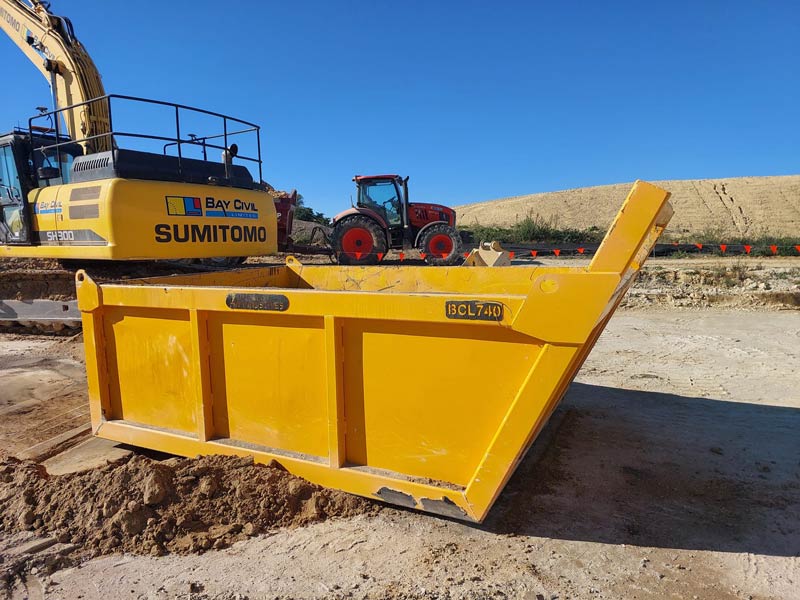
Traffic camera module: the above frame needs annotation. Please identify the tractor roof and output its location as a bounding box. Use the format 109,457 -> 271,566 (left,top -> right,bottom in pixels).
353,174 -> 401,181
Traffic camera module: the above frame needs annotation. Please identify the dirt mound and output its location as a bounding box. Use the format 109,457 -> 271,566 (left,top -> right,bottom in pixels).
292,218 -> 331,241
0,454 -> 377,558
456,175 -> 800,238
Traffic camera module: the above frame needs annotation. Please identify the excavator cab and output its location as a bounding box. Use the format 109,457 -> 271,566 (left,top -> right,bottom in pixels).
0,135 -> 27,243
0,130 -> 81,244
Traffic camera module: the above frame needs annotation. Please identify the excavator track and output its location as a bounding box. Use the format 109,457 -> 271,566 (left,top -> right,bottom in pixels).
0,259 -> 249,332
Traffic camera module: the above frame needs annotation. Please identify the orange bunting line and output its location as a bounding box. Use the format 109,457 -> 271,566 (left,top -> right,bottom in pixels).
399,252 -> 405,261
553,249 -> 561,257
355,252 -> 363,260
719,244 -> 727,253
419,252 -> 427,259
530,250 -> 538,257
744,245 -> 752,254
695,243 -> 703,250
463,252 -> 470,258
770,245 -> 778,255
509,251 -> 515,259
796,245 -> 800,254
377,252 -> 384,261
577,247 -> 585,254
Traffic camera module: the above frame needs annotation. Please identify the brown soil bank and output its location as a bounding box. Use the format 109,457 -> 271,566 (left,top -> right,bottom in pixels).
0,270 -> 76,302
0,454 -> 377,558
0,260 -> 264,302
455,175 -> 800,238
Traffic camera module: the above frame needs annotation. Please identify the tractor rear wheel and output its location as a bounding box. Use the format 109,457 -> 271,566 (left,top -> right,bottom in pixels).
333,216 -> 387,265
419,223 -> 463,266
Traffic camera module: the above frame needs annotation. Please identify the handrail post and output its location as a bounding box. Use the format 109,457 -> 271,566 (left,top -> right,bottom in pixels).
175,105 -> 182,176
106,96 -> 114,152
223,117 -> 229,179
257,127 -> 263,182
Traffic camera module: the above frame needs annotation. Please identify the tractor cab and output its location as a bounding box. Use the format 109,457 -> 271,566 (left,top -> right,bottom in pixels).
354,174 -> 407,246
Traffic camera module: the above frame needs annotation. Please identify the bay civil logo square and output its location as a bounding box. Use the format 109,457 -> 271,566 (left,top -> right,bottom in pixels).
166,196 -> 203,217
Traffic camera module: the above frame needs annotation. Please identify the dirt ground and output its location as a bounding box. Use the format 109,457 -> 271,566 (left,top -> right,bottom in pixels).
0,260 -> 798,599
0,335 -> 86,458
455,175 -> 800,238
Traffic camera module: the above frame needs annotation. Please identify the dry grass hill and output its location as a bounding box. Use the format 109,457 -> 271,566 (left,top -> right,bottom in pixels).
455,175 -> 800,238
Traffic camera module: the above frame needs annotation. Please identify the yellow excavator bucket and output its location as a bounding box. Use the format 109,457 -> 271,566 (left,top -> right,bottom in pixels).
76,180 -> 672,522
463,241 -> 512,266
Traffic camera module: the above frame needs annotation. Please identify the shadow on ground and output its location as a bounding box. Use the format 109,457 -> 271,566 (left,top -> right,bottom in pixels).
486,383 -> 800,557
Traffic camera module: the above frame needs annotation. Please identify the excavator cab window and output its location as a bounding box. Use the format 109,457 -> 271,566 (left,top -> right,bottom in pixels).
33,147 -> 79,187
0,143 -> 28,243
358,180 -> 402,227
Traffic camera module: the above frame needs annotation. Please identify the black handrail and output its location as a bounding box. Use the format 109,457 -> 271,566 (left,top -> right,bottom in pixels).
162,127 -> 260,159
27,94 -> 264,182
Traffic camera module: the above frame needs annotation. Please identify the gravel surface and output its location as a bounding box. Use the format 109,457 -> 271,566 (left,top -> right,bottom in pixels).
0,303 -> 797,599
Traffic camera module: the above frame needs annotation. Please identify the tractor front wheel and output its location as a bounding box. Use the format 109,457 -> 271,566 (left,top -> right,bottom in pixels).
419,223 -> 463,266
332,216 -> 387,265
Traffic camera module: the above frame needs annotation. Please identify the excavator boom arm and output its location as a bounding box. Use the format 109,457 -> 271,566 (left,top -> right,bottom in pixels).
0,0 -> 109,151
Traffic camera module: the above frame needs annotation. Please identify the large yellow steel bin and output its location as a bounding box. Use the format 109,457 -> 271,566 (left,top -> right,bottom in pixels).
77,181 -> 672,522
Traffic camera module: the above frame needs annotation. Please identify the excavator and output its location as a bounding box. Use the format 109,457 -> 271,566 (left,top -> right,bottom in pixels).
0,0 -> 278,263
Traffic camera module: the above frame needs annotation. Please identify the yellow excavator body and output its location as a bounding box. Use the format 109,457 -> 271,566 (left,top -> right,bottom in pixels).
0,178 -> 277,260
76,180 -> 673,522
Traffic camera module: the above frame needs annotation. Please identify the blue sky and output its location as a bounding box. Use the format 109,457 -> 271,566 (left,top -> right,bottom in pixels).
1,1 -> 797,216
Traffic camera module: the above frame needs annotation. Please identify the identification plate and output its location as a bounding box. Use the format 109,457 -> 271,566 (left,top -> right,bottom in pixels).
445,300 -> 504,321
226,293 -> 289,312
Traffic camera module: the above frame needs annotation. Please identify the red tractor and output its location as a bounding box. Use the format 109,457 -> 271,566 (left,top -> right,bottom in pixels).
331,175 -> 464,265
